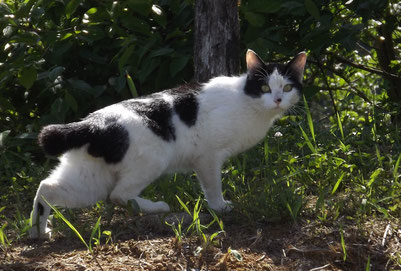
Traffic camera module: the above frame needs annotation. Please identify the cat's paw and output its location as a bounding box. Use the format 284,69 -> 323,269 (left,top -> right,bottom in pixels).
208,200 -> 233,213
155,201 -> 170,213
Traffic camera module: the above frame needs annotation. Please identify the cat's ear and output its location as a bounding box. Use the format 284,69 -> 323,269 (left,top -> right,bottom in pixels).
287,52 -> 307,82
246,49 -> 264,71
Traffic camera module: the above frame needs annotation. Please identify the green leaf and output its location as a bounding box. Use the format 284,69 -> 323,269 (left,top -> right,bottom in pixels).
89,216 -> 101,253
126,72 -> 139,98
151,5 -> 166,28
303,96 -> 315,143
60,32 -> 73,41
86,7 -> 97,15
65,92 -> 78,113
170,56 -> 189,77
16,0 -> 36,17
244,12 -> 265,27
149,47 -> 174,58
68,79 -> 93,92
336,112 -> 345,141
176,195 -> 191,217
138,58 -> 160,83
332,172 -> 345,195
367,168 -> 383,187
18,67 -> 37,89
118,45 -> 135,72
393,153 -> 401,182
299,125 -> 316,154
366,255 -> 371,271
0,130 -> 11,148
304,0 -> 320,19
9,32 -> 41,45
303,85 -> 320,99
49,66 -> 65,81
65,0 -> 81,19
120,16 -> 151,36
340,225 -> 347,261
127,0 -> 152,16
245,0 -> 281,13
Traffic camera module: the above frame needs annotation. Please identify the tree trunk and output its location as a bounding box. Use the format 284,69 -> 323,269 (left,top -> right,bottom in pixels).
194,0 -> 240,83
376,11 -> 401,101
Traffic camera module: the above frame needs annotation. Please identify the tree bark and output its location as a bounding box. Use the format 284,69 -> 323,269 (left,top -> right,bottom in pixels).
376,11 -> 401,101
194,0 -> 240,83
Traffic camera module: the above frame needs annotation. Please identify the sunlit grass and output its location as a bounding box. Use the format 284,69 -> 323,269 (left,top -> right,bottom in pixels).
0,91 -> 400,267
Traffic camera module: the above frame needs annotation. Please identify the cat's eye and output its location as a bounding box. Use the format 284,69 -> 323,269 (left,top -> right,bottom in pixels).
283,84 -> 293,92
261,85 -> 271,93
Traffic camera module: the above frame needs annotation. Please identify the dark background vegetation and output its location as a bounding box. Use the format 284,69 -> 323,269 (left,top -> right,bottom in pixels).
0,0 -> 401,269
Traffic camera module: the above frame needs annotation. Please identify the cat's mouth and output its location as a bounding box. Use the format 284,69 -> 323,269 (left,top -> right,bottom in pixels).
273,104 -> 286,110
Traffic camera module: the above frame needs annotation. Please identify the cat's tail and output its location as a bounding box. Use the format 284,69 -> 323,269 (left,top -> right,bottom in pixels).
38,121 -> 91,156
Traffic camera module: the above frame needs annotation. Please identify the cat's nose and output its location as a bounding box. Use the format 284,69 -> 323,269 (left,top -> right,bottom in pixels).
275,98 -> 282,104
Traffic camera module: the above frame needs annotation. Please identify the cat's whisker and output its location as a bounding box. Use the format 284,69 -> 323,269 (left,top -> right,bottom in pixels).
288,105 -> 306,116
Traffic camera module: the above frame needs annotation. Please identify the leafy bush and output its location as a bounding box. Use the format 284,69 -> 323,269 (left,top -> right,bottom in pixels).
0,0 -> 194,131
0,0 -> 400,226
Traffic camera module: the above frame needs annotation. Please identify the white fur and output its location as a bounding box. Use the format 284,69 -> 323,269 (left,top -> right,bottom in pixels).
30,72 -> 301,239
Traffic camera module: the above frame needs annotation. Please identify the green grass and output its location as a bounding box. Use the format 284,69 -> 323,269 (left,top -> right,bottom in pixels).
0,90 -> 401,266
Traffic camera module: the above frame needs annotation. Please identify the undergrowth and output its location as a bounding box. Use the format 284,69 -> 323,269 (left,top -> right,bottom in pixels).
1,90 -> 401,268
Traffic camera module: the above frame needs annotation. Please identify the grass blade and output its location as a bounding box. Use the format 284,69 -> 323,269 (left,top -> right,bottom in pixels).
264,137 -> 269,164
393,153 -> 401,183
303,95 -> 315,143
89,216 -> 101,253
299,125 -> 317,154
336,112 -> 344,141
367,168 -> 383,187
340,224 -> 347,261
42,197 -> 88,250
176,195 -> 192,217
365,255 -> 371,271
332,172 -> 345,195
126,72 -> 139,98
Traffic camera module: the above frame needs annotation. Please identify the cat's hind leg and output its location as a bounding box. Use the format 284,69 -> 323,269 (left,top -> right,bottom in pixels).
30,183 -> 52,239
109,158 -> 170,213
30,152 -> 113,239
109,176 -> 170,213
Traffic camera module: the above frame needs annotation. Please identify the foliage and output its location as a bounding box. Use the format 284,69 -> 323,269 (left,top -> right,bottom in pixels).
0,0 -> 194,133
0,1 -> 400,267
240,0 -> 401,107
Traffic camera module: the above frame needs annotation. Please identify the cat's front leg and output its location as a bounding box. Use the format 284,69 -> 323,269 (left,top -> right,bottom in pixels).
195,157 -> 232,212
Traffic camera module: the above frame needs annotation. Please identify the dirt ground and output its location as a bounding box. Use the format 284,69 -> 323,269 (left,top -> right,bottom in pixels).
1,212 -> 400,271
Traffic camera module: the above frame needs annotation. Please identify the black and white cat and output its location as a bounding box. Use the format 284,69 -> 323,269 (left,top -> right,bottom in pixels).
30,50 -> 306,238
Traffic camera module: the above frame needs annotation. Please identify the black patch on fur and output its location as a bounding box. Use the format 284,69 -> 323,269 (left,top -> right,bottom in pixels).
38,115 -> 129,164
244,62 -> 303,98
38,122 -> 91,156
86,115 -> 130,163
122,98 -> 176,141
173,92 -> 198,127
38,202 -> 44,216
170,84 -> 200,127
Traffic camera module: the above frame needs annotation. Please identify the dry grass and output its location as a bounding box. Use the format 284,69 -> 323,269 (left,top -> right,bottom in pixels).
1,211 -> 400,271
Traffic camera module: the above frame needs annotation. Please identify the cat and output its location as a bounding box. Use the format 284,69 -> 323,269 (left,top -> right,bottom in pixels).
29,49 -> 306,238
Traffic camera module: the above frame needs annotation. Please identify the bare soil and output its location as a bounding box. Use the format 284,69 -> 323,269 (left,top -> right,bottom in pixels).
1,212 -> 400,271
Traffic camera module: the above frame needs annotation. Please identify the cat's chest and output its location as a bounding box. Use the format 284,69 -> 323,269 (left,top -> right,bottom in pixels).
190,98 -> 273,155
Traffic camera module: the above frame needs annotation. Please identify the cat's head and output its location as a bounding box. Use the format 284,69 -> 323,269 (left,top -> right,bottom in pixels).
244,50 -> 306,112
